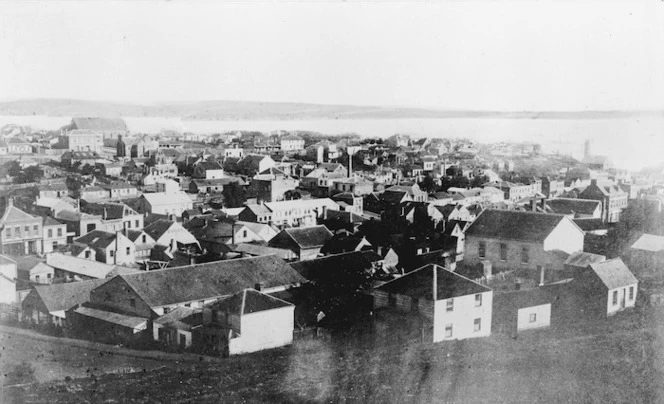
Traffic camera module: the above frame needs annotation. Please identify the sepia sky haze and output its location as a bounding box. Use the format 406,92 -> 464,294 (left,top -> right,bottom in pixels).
1,1 -> 663,111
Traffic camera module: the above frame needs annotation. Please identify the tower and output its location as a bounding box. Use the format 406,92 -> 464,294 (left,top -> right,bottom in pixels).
584,139 -> 591,158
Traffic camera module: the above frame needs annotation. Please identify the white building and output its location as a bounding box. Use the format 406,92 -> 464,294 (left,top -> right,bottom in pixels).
373,264 -> 493,342
0,255 -> 17,304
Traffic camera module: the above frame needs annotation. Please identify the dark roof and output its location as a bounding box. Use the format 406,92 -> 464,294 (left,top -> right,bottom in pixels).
564,251 -> 606,268
572,218 -> 607,232
587,258 -> 638,289
282,226 -> 333,249
465,209 -> 569,243
196,161 -> 223,170
81,202 -> 135,220
319,162 -> 344,172
115,255 -> 305,307
380,191 -> 408,205
208,288 -> 293,315
320,235 -> 371,255
291,251 -> 373,282
143,219 -> 175,240
30,278 -> 109,313
75,230 -> 119,249
493,288 -> 554,311
375,264 -> 490,301
545,198 -> 601,215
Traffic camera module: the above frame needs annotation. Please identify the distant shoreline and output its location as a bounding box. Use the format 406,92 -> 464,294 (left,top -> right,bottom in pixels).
0,99 -> 661,121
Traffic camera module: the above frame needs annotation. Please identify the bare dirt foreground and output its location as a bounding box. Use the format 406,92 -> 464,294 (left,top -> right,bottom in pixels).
2,309 -> 664,404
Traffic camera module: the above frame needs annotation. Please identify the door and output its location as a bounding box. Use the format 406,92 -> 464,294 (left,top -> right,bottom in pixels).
620,288 -> 626,309
179,333 -> 187,349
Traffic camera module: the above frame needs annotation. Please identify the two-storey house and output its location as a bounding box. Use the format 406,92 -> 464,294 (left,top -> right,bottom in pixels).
373,264 -> 493,342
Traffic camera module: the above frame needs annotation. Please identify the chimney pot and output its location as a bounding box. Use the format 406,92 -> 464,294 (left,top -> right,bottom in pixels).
254,282 -> 264,291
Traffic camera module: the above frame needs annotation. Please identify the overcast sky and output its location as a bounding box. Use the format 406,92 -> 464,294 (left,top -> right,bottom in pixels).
1,1 -> 663,111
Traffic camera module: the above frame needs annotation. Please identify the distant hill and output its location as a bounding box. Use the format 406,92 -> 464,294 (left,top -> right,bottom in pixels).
0,99 -> 662,120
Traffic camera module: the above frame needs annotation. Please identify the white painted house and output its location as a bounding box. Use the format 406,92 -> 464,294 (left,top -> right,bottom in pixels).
373,264 -> 493,342
0,255 -> 17,304
575,258 -> 638,317
202,288 -> 295,355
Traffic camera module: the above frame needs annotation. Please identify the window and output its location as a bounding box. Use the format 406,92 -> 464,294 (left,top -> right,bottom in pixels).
126,247 -> 131,255
130,298 -> 136,307
135,220 -> 140,228
15,226 -> 20,235
48,229 -> 53,238
110,250 -> 114,257
52,241 -> 58,249
529,313 -> 537,323
163,307 -> 170,314
35,275 -> 40,283
85,250 -> 91,259
612,290 -> 618,305
500,243 -> 508,261
446,299 -> 454,312
629,287 -> 634,300
521,246 -> 529,264
24,225 -> 29,233
475,294 -> 482,307
57,228 -> 62,237
33,225 -> 38,232
445,324 -> 453,338
243,230 -> 247,238
478,242 -> 486,258
142,235 -> 146,243
47,273 -> 52,281
6,228 -> 11,238
473,318 -> 481,332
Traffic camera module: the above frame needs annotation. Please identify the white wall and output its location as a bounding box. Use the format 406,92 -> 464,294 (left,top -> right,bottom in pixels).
0,262 -> 17,304
433,291 -> 492,342
606,284 -> 637,316
543,218 -> 584,254
229,306 -> 294,355
516,304 -> 551,332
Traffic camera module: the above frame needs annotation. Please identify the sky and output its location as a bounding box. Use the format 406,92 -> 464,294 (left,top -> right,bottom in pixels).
1,1 -> 663,111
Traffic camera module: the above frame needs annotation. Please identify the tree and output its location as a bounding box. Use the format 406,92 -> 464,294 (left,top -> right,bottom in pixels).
221,182 -> 247,208
418,175 -> 436,193
6,161 -> 21,178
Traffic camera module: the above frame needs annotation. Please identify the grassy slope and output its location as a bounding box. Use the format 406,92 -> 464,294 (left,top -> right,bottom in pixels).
4,308 -> 664,404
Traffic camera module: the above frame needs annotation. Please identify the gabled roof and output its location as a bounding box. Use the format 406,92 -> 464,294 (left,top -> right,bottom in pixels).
234,243 -> 296,260
73,306 -> 147,329
587,258 -> 638,289
143,219 -> 176,241
46,253 -> 131,279
544,198 -> 601,216
631,234 -> 664,252
81,202 -> 137,220
43,216 -> 64,227
196,161 -> 223,170
31,278 -> 109,313
375,264 -> 490,301
290,251 -> 373,282
565,251 -> 606,268
280,226 -> 333,249
209,288 -> 293,315
1,206 -> 37,223
318,162 -> 345,172
75,230 -> 120,249
114,255 -> 305,307
153,306 -> 201,330
465,209 -> 571,243
493,288 -> 554,310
